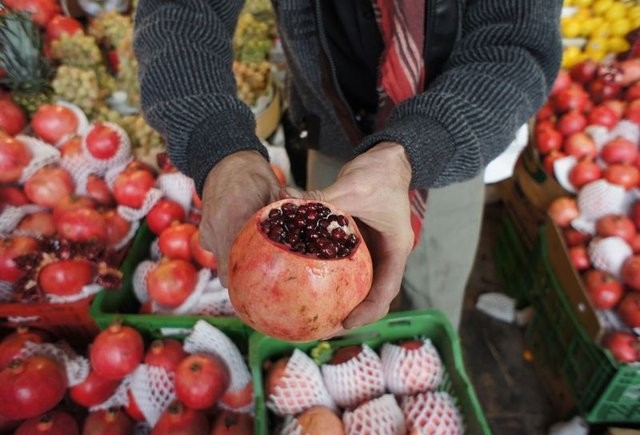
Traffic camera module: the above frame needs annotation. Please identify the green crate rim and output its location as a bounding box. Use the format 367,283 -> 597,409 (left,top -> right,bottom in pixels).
249,309 -> 491,435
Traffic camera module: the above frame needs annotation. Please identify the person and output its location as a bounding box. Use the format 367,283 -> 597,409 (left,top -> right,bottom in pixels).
133,0 -> 563,331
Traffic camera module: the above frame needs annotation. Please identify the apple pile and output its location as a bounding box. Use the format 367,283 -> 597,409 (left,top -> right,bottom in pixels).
263,339 -> 463,434
0,323 -> 254,434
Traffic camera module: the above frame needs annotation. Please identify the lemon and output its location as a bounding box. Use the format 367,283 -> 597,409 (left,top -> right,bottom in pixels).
585,49 -> 607,62
608,36 -> 631,53
561,17 -> 583,38
573,7 -> 592,20
604,3 -> 627,21
629,5 -> 640,20
574,0 -> 593,7
564,0 -> 575,5
633,16 -> 640,29
586,36 -> 608,52
562,46 -> 584,68
592,0 -> 613,16
581,17 -> 600,36
609,18 -> 632,37
591,22 -> 611,38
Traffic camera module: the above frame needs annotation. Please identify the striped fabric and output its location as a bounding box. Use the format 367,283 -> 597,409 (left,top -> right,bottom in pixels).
373,0 -> 429,248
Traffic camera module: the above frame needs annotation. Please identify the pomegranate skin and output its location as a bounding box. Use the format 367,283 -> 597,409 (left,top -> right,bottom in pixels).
228,199 -> 373,342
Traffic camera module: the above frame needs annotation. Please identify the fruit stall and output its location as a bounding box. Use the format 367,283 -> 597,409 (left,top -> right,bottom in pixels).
2,0 -> 640,433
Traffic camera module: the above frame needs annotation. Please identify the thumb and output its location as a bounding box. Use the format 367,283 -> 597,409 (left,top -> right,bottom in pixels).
280,185 -> 350,210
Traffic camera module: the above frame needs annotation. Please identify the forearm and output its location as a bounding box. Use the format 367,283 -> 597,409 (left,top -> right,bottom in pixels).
134,0 -> 268,194
359,0 -> 563,189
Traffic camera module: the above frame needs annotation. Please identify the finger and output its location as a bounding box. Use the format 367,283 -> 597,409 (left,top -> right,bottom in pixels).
281,185 -> 355,214
343,244 -> 410,329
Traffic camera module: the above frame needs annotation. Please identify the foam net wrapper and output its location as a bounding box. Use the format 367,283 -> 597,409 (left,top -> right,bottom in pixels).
127,364 -> 176,428
402,391 -> 464,435
192,277 -> 235,317
157,172 -> 195,213
152,268 -> 212,315
59,154 -> 94,195
266,348 -> 335,417
611,119 -> 640,144
19,341 -> 90,387
113,217 -> 140,251
17,135 -> 61,184
46,283 -> 103,304
0,204 -> 45,234
589,237 -> 633,279
118,188 -> 163,223
54,100 -> 90,145
584,125 -> 611,150
572,180 -> 629,234
149,238 -> 161,261
0,280 -> 12,302
132,260 -> 156,304
321,344 -> 385,409
90,374 -> 131,412
381,339 -> 444,396
183,319 -> 253,412
552,155 -> 578,194
81,122 -> 132,175
343,394 -> 406,435
104,158 -> 134,189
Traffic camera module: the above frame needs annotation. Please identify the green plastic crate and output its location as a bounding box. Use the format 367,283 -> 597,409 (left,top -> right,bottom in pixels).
528,225 -> 640,424
249,309 -> 491,434
493,214 -> 536,308
90,223 -> 252,346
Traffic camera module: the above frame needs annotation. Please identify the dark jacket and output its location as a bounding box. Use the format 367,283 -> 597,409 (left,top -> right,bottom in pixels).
134,0 -> 563,194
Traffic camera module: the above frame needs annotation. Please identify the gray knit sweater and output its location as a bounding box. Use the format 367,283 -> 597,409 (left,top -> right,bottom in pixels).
133,0 -> 562,194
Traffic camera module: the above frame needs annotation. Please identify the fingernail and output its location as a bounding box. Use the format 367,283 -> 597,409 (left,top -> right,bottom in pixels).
283,187 -> 303,199
342,319 -> 362,330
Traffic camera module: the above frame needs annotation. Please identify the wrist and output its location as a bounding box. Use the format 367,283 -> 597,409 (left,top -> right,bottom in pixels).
370,141 -> 413,187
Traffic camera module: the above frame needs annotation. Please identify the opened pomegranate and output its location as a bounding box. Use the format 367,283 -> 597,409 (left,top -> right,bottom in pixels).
144,338 -> 188,373
82,408 -> 134,435
89,323 -> 144,380
69,369 -> 121,407
0,355 -> 67,420
0,136 -> 31,183
228,199 -> 372,342
15,411 -> 79,435
151,401 -> 209,435
0,327 -> 51,369
37,259 -> 95,296
174,353 -> 230,410
0,236 -> 38,282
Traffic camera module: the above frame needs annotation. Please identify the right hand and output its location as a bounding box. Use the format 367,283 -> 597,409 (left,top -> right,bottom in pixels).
198,150 -> 281,286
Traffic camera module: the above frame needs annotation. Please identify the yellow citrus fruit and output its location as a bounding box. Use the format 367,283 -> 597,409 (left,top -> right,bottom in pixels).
574,0 -> 593,7
581,17 -> 600,36
608,36 -> 631,53
592,0 -> 613,16
562,18 -> 583,38
633,16 -> 640,29
573,7 -> 592,20
564,0 -> 575,5
585,48 -> 607,62
604,3 -> 628,21
610,18 -> 632,37
629,5 -> 640,20
586,36 -> 608,52
562,46 -> 584,68
591,22 -> 611,38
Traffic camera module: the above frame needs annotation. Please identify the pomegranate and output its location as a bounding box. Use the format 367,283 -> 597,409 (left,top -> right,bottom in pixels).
568,160 -> 602,189
601,138 -> 639,165
55,206 -> 107,242
85,123 -> 121,160
17,210 -> 56,237
174,353 -> 230,410
59,136 -> 82,158
45,15 -> 83,41
37,259 -> 95,296
552,83 -> 589,113
569,59 -> 598,84
569,245 -> 590,271
622,256 -> 640,291
146,258 -> 198,307
626,99 -> 640,124
563,228 -> 591,247
264,356 -> 291,399
124,390 -> 145,421
24,166 -> 74,209
557,111 -> 587,137
0,236 -> 38,282
604,331 -> 640,363
82,408 -> 134,435
103,209 -> 132,249
547,197 -> 579,228
151,401 -> 209,435
294,406 -> 345,435
551,69 -> 572,95
86,174 -> 115,206
587,105 -> 620,129
596,215 -> 637,244
31,104 -> 78,144
543,150 -> 565,174
146,198 -> 185,235
89,323 -> 144,380
112,168 -> 155,209
15,411 -> 79,435
583,269 -> 624,310
0,136 -> 31,183
627,82 -> 640,101
0,97 -> 26,136
536,103 -> 556,122
562,132 -> 597,160
604,164 -> 640,190
534,127 -> 562,155
0,185 -> 29,206
190,230 -> 217,270
228,199 -> 373,342
144,339 -> 188,373
219,381 -> 253,410
158,222 -> 198,261
328,345 -> 362,365
5,0 -> 60,27
618,292 -> 640,328
0,327 -> 51,369
70,369 -> 121,407
52,194 -> 96,221
0,356 -> 67,420
210,410 -> 253,435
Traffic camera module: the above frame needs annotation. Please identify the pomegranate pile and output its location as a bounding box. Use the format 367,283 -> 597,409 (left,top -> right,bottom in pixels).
263,339 -> 463,434
228,198 -> 373,342
0,322 -> 255,434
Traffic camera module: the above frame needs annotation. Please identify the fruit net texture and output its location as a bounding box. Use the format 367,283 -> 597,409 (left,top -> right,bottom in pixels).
17,135 -> 61,183
381,339 -> 444,396
321,344 -> 386,409
588,236 -> 633,279
156,171 -> 195,214
127,364 -> 176,427
80,121 -> 132,175
401,391 -> 464,435
20,340 -> 90,387
573,179 -> 632,234
342,393 -> 406,435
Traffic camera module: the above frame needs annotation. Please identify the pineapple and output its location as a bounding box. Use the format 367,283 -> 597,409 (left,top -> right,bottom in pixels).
52,66 -> 100,115
88,11 -> 132,50
116,28 -> 140,108
0,9 -> 52,114
51,34 -> 103,69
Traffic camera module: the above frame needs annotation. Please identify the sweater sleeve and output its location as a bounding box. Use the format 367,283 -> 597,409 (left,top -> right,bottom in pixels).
357,0 -> 563,189
133,0 -> 269,195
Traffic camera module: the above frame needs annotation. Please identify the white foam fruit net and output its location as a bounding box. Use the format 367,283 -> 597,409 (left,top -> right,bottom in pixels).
321,344 -> 385,409
16,135 -> 61,184
149,238 -> 162,261
46,283 -> 103,304
584,125 -> 611,150
19,341 -> 90,387
132,260 -> 156,304
59,154 -> 93,195
0,280 -> 13,302
81,122 -> 132,175
54,100 -> 90,145
588,236 -> 633,279
401,391 -> 464,435
118,188 -> 163,223
156,172 -> 195,214
128,364 -> 176,428
90,375 -> 130,412
151,268 -> 211,314
194,277 -> 236,317
611,120 -> 640,144
266,348 -> 335,417
381,339 -> 444,396
573,180 -> 630,234
183,320 -> 253,411
113,218 -> 140,251
0,204 -> 45,234
343,393 -> 406,435
552,155 -> 578,194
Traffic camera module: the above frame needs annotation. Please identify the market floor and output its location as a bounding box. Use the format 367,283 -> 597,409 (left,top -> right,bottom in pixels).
459,195 -> 554,435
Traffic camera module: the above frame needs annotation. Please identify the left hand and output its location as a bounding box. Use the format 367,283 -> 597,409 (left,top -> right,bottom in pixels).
283,141 -> 414,332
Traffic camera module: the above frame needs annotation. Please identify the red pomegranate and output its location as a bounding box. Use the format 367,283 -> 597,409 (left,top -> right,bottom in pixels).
228,199 -> 372,342
294,406 -> 345,435
151,401 -> 209,435
82,409 -> 134,435
0,327 -> 51,369
15,411 -> 79,435
89,323 -> 144,380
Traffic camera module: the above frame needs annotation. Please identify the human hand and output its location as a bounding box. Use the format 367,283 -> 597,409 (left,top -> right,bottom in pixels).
284,141 -> 414,331
199,150 -> 281,286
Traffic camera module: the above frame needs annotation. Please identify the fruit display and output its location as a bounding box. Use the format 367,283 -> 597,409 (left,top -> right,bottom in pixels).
0,320 -> 254,433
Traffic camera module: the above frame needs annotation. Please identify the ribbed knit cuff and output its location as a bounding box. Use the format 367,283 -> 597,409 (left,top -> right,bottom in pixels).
356,115 -> 456,189
187,112 -> 269,196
